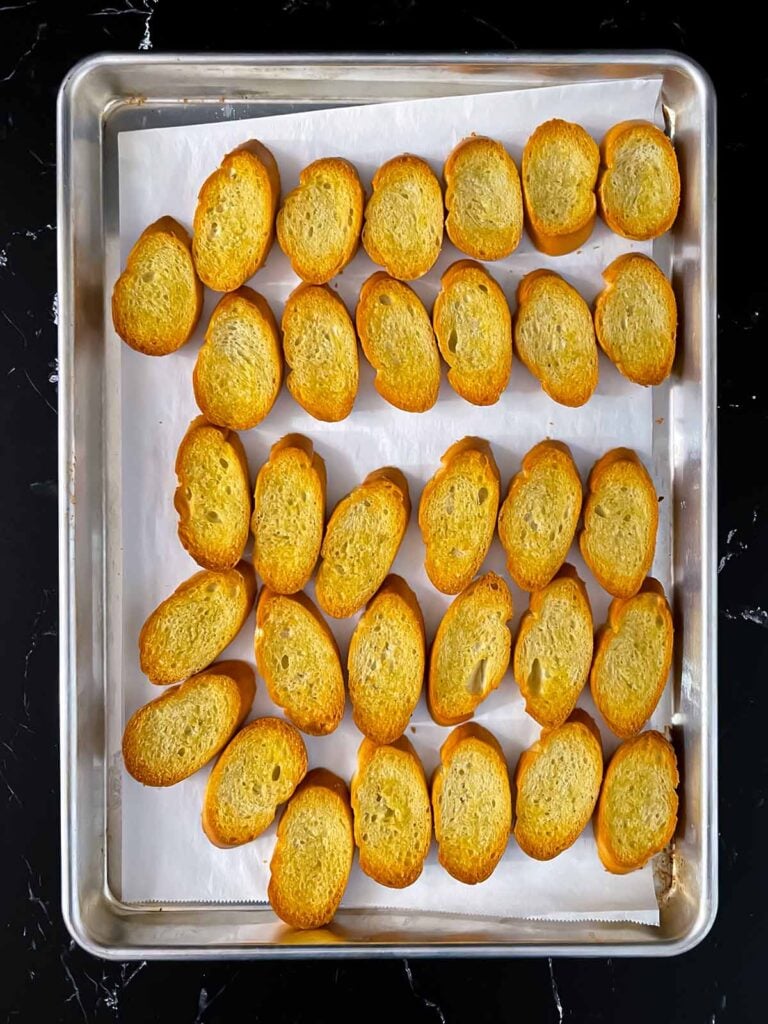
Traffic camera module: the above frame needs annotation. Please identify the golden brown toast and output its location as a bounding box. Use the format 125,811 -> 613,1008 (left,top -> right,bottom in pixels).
112,216 -> 203,356
202,716 -> 308,848
418,438 -> 500,594
277,157 -> 364,283
356,272 -> 441,413
347,575 -> 425,744
594,253 -> 677,386
579,448 -> 658,598
192,140 -> 280,291
139,563 -> 256,686
122,661 -> 255,787
444,135 -> 523,260
315,467 -> 411,619
591,578 -> 674,738
598,121 -> 681,241
522,119 -> 600,256
362,154 -> 443,280
431,724 -> 512,884
268,769 -> 354,929
432,260 -> 512,405
497,440 -> 582,592
595,730 -> 679,873
428,572 -> 513,726
251,435 -> 326,595
281,283 -> 359,422
514,710 -> 603,860
193,287 -> 282,431
514,269 -> 598,407
351,736 -> 432,888
254,588 -> 345,736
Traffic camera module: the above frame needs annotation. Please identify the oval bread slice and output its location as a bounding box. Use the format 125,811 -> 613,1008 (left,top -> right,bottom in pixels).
444,136 -> 523,261
192,141 -> 280,292
315,467 -> 411,619
277,157 -> 364,284
112,216 -> 203,356
594,253 -> 677,386
497,440 -> 582,592
580,448 -> 659,598
268,769 -> 354,930
591,579 -> 674,738
513,566 -> 594,729
595,730 -> 679,873
428,572 -> 513,726
432,724 -> 512,884
418,438 -> 500,594
255,589 -> 345,736
432,261 -> 512,406
522,119 -> 600,256
202,717 -> 308,848
281,284 -> 359,422
122,661 -> 255,787
139,563 -> 256,685
194,287 -> 282,430
356,272 -> 440,413
514,269 -> 598,407
362,154 -> 443,280
598,121 -> 681,241
351,737 -> 432,888
514,711 -> 603,860
347,575 -> 425,744
252,435 -> 326,595
174,417 -> 251,571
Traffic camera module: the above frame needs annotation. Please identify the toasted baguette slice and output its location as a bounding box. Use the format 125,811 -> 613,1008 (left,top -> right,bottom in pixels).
112,216 -> 203,356
252,436 -> 326,595
444,136 -> 523,261
347,575 -> 425,744
514,711 -> 603,860
269,769 -> 354,929
202,717 -> 307,848
123,661 -> 255,787
428,572 -> 513,726
514,270 -> 598,407
432,261 -> 512,405
432,724 -> 512,884
580,448 -> 658,598
281,284 -> 359,422
315,468 -> 411,619
522,119 -> 599,256
194,287 -> 282,430
591,579 -> 673,738
356,273 -> 440,413
139,564 -> 256,686
277,157 -> 364,284
596,730 -> 679,873
362,154 -> 443,280
498,440 -> 582,592
594,253 -> 677,386
513,566 -> 594,729
255,589 -> 345,736
192,141 -> 280,291
419,438 -> 500,594
351,737 -> 432,888
598,121 -> 681,241
174,417 -> 251,571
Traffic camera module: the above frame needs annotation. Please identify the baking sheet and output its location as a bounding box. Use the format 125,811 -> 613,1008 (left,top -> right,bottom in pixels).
115,77 -> 670,923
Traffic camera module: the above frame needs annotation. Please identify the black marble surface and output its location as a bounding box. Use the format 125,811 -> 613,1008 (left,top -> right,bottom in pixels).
1,1 -> 765,1021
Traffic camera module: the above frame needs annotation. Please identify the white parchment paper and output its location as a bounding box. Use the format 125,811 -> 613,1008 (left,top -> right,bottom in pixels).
115,78 -> 670,923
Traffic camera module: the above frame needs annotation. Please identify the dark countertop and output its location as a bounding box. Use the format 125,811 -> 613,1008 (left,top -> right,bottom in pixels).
1,2 -> 766,1021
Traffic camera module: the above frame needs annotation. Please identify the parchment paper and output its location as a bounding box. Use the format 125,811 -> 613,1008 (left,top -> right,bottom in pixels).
115,77 -> 670,923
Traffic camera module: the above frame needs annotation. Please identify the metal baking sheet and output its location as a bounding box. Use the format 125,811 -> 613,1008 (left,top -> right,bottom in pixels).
57,53 -> 717,958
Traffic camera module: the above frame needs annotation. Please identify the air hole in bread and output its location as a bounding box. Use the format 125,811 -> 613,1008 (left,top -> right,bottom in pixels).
478,487 -> 489,504
447,328 -> 458,353
378,294 -> 392,306
280,654 -> 289,670
206,510 -> 221,523
528,657 -> 543,695
219,458 -> 229,469
594,505 -> 607,518
466,657 -> 488,695
478,284 -> 488,293
272,764 -> 281,781
141,271 -> 155,283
